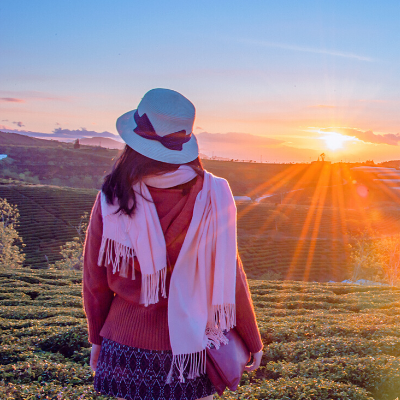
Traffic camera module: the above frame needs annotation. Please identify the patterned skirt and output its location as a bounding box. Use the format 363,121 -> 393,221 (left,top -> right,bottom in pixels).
94,338 -> 216,400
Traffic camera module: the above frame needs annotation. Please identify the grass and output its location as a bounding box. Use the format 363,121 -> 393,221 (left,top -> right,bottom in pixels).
0,268 -> 400,399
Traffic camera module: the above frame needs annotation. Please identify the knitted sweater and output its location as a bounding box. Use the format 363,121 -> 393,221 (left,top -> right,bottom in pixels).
83,177 -> 263,353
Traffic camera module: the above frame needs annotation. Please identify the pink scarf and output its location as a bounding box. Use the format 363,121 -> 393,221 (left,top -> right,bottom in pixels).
98,166 -> 237,382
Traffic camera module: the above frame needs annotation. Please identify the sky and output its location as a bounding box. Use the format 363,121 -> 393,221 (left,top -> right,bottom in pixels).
1,0 -> 400,162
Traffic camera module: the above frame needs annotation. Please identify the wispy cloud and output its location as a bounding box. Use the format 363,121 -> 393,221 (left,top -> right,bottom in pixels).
308,104 -> 336,109
12,121 -> 25,127
320,127 -> 400,146
197,131 -> 284,146
196,131 -> 317,161
357,99 -> 389,104
241,39 -> 373,62
0,91 -> 71,102
0,97 -> 25,103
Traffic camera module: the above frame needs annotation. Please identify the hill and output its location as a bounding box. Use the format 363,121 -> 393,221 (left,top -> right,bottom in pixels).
0,132 -> 118,188
0,268 -> 399,399
79,137 -> 124,149
1,132 -> 399,206
0,182 -> 399,282
0,131 -> 63,147
0,184 -> 97,268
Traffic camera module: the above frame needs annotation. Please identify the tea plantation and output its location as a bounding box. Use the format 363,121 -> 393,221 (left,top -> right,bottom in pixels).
0,184 -> 98,268
1,269 -> 400,399
1,182 -> 400,281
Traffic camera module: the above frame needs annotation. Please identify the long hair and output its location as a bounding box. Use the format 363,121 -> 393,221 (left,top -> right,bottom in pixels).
102,145 -> 204,216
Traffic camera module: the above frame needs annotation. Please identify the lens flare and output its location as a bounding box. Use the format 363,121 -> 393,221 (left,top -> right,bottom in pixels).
323,132 -> 349,151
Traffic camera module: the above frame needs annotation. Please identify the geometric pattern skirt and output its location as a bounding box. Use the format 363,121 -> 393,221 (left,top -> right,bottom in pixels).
94,338 -> 216,400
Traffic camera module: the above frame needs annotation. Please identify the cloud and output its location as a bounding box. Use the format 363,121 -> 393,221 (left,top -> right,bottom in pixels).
240,39 -> 373,62
320,127 -> 400,146
55,122 -> 61,126
197,131 -> 284,146
2,119 -> 8,122
195,131 -> 317,162
13,121 -> 25,127
0,97 -> 25,103
196,131 -> 292,161
0,91 -> 71,103
308,105 -> 336,109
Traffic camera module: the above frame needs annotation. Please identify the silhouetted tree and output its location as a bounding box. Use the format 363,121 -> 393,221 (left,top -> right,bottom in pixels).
0,198 -> 25,268
52,213 -> 88,270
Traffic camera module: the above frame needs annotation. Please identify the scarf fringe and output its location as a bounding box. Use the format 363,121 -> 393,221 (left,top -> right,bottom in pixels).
141,266 -> 167,307
205,325 -> 229,350
98,236 -> 167,306
166,349 -> 207,384
97,237 -> 136,279
213,303 -> 236,331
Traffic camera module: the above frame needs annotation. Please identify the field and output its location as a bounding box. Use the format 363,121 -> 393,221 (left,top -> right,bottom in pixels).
0,184 -> 97,268
1,268 -> 400,399
237,203 -> 400,281
1,182 -> 400,281
1,141 -> 400,398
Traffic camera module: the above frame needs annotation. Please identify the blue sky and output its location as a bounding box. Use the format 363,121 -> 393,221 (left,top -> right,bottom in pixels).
1,0 -> 400,162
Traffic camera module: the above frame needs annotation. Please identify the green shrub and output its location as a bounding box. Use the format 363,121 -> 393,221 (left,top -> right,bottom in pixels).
38,326 -> 90,358
218,377 -> 374,400
1,269 -> 400,399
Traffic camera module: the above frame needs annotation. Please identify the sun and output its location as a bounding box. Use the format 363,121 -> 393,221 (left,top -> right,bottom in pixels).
323,132 -> 349,151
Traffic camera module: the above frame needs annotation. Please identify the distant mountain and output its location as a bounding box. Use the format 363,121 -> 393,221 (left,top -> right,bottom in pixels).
0,127 -> 118,140
0,131 -> 63,147
79,136 -> 124,149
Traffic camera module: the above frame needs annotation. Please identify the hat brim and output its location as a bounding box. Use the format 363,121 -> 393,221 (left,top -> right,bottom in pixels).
116,110 -> 199,164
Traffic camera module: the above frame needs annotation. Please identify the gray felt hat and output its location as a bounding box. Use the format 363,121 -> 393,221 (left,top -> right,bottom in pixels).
116,88 -> 199,164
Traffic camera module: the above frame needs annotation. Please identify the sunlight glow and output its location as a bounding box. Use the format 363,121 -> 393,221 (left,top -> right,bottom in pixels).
321,132 -> 351,151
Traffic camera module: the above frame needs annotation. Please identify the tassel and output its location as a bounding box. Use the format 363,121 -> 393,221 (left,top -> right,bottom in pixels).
213,303 -> 236,331
205,325 -> 229,349
141,266 -> 167,307
98,237 -> 167,304
97,236 -> 107,266
97,237 -> 135,277
166,350 -> 207,384
120,256 -> 129,278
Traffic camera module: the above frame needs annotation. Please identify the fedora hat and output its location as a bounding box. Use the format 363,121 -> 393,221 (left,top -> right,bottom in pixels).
116,88 -> 199,164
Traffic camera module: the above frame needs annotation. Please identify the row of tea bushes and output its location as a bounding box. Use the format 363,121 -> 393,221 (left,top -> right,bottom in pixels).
0,184 -> 97,268
239,235 -> 350,281
1,269 -> 400,399
237,203 -> 400,238
4,182 -> 399,281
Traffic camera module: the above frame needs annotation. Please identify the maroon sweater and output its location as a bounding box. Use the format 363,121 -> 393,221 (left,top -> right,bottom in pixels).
83,177 -> 263,353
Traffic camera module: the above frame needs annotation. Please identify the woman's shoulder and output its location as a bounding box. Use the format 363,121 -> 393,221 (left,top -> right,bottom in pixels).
204,171 -> 231,190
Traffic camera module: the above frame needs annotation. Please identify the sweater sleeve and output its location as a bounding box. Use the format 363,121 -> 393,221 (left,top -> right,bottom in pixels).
82,193 -> 115,345
234,255 -> 263,353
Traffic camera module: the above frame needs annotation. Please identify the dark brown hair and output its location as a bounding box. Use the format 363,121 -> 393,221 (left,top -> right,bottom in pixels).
102,145 -> 204,216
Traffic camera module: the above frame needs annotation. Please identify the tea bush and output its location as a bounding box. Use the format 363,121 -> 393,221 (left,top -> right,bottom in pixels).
1,268 -> 400,399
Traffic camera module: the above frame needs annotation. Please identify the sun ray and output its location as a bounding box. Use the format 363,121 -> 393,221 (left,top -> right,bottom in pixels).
237,164 -> 308,223
302,163 -> 330,281
285,162 -> 331,280
331,164 -> 350,280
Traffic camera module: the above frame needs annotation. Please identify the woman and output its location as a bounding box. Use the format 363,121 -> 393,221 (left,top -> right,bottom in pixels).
83,88 -> 263,400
